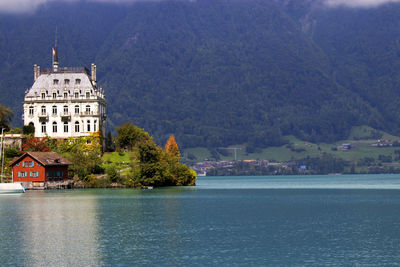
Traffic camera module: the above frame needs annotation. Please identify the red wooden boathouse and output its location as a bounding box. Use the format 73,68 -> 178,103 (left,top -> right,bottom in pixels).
9,152 -> 71,183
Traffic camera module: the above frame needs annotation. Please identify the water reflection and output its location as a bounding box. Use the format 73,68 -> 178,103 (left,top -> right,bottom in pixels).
0,194 -> 27,266
96,188 -> 197,266
1,190 -> 101,266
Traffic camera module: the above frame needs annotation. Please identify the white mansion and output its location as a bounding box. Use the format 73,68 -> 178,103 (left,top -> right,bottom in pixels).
23,46 -> 106,139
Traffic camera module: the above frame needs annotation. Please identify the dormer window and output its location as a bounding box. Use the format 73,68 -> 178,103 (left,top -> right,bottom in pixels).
41,93 -> 46,99
86,92 -> 90,98
64,79 -> 70,85
53,79 -> 59,85
75,79 -> 81,85
64,92 -> 68,99
74,92 -> 79,98
53,92 -> 57,99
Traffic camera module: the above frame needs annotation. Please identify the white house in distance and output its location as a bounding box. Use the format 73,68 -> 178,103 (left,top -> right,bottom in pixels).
23,42 -> 106,139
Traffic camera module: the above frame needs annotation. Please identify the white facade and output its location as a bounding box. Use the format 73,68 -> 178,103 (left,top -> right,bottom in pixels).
23,64 -> 106,139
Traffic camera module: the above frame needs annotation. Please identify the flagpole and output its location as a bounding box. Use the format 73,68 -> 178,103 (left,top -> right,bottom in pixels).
0,128 -> 4,183
1,130 -> 5,183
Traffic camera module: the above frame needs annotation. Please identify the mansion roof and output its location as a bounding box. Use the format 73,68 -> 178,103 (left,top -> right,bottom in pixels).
26,70 -> 97,98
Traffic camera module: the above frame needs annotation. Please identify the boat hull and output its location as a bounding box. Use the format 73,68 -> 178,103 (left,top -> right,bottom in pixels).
0,183 -> 25,194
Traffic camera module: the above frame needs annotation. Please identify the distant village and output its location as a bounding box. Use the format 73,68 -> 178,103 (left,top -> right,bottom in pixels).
188,137 -> 400,176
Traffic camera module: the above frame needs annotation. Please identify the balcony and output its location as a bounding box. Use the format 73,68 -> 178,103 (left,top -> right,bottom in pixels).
38,113 -> 49,121
80,111 -> 99,116
60,112 -> 71,120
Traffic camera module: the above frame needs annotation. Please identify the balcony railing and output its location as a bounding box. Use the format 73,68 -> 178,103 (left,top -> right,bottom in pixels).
60,112 -> 71,120
38,113 -> 49,120
79,111 -> 100,116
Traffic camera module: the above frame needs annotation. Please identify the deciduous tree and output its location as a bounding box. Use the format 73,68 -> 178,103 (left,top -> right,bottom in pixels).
22,137 -> 51,152
0,105 -> 12,131
164,135 -> 180,160
116,123 -> 148,151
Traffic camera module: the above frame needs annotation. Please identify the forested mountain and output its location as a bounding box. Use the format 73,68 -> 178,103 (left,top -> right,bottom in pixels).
1,0 -> 400,148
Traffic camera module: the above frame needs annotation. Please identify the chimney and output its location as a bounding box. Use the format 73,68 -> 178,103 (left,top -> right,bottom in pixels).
34,64 -> 37,81
33,65 -> 41,81
91,63 -> 97,86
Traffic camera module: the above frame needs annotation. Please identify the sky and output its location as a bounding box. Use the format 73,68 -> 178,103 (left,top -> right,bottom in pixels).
1,0 -> 400,13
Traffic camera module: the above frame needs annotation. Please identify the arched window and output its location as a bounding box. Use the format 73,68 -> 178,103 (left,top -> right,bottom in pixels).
87,120 -> 91,132
53,92 -> 57,99
41,93 -> 46,99
86,105 -> 91,113
74,92 -> 79,98
75,105 -> 79,114
28,122 -> 35,133
74,121 -> 80,132
64,92 -> 68,99
63,105 -> 68,114
64,121 -> 68,133
41,106 -> 46,115
52,122 -> 57,133
41,122 -> 46,133
52,105 -> 57,115
29,106 -> 34,115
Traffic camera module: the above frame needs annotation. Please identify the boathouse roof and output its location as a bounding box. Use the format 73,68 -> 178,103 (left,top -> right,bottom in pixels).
9,152 -> 72,167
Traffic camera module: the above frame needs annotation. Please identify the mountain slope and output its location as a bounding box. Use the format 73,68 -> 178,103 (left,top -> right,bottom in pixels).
0,0 -> 396,148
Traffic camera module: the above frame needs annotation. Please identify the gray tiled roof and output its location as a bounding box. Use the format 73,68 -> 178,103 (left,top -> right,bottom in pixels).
26,72 -> 96,97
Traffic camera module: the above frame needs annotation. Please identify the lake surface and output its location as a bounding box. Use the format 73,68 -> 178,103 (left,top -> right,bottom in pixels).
1,174 -> 400,266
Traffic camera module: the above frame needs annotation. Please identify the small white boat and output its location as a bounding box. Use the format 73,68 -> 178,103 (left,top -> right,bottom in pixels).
0,183 -> 25,194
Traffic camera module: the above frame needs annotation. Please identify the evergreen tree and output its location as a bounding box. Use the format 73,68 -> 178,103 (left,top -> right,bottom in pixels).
105,131 -> 114,152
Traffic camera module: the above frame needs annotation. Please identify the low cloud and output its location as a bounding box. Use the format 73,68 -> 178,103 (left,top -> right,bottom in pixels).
323,0 -> 400,8
0,0 -> 173,13
0,0 -> 50,13
2,0 -> 399,13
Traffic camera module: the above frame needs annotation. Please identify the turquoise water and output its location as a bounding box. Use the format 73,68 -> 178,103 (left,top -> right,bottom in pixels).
1,174 -> 400,266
